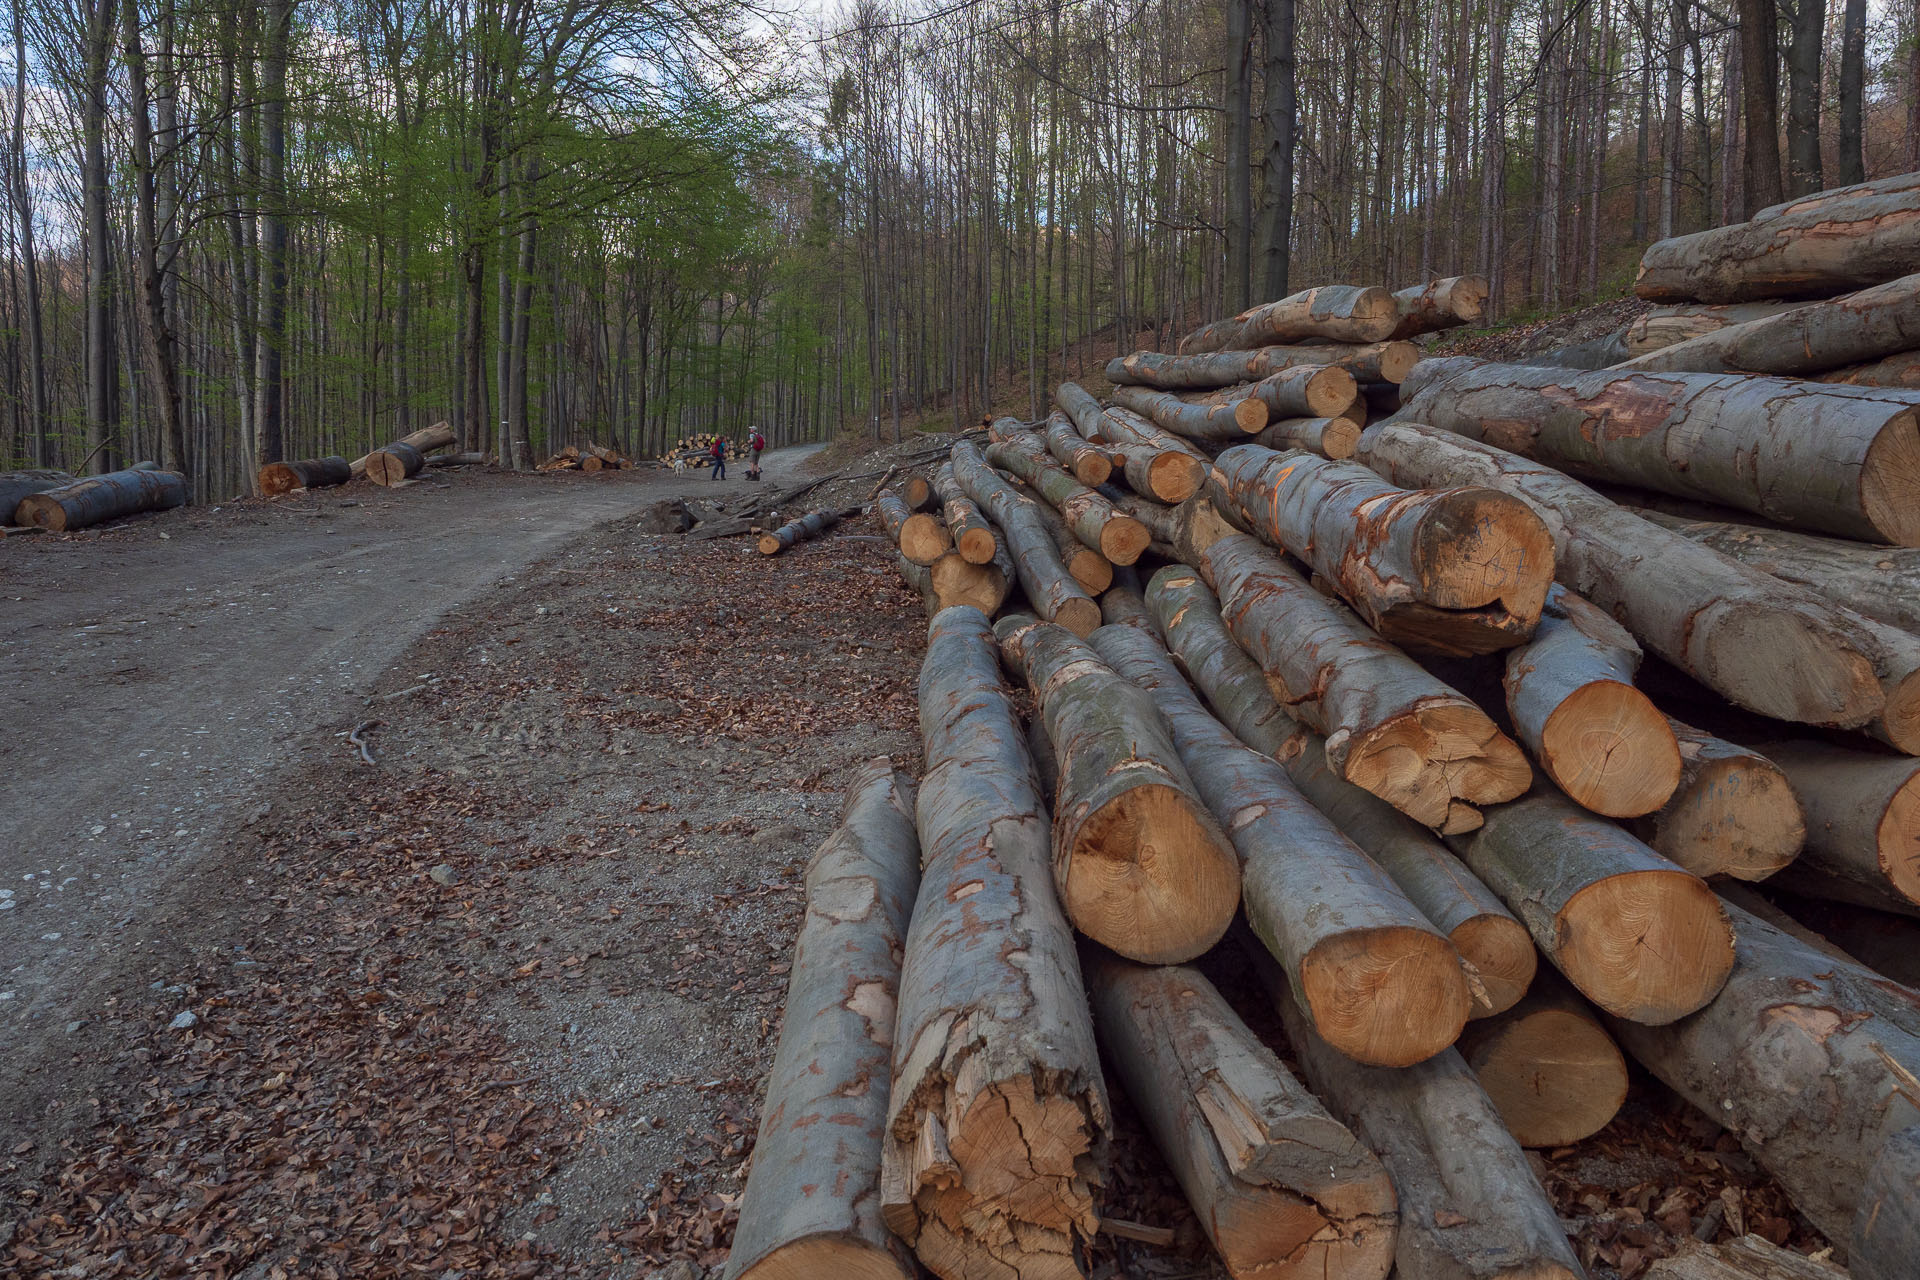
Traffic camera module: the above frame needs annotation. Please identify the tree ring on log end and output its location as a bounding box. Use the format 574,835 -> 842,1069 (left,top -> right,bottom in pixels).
1861,408 -> 1920,547
1691,600 -> 1883,727
1062,783 -> 1239,965
734,1234 -> 914,1280
259,463 -> 302,497
1050,597 -> 1103,639
1540,680 -> 1683,818
1147,453 -> 1205,503
1644,751 -> 1804,882
1452,913 -> 1540,1019
1876,771 -> 1920,906
1098,516 -> 1151,565
1343,702 -> 1532,830
1299,924 -> 1472,1067
955,526 -> 997,564
1409,488 -> 1555,615
1463,1005 -> 1628,1147
1555,869 -> 1733,1024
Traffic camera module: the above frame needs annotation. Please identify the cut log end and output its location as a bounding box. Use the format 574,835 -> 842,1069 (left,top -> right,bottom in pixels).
900,513 -> 952,566
1147,453 -> 1206,503
1377,342 -> 1420,384
1340,700 -> 1532,831
1860,407 -> 1920,548
1064,545 -> 1115,595
1704,601 -> 1885,728
1317,419 -> 1363,459
1878,770 -> 1920,904
928,555 -> 1009,616
1304,366 -> 1360,417
956,526 -> 998,565
1643,749 -> 1804,882
259,463 -> 303,496
1072,455 -> 1113,487
1540,681 -> 1684,818
1452,912 -> 1541,1019
1098,515 -> 1151,566
1051,597 -> 1103,639
1232,399 -> 1267,434
734,1237 -> 913,1280
757,534 -> 783,556
1300,925 -> 1473,1067
1063,782 -> 1240,965
1557,870 -> 1734,1024
1411,488 -> 1556,618
1460,999 -> 1628,1148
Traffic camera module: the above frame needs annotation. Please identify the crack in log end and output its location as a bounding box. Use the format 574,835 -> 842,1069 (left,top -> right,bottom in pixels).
1557,870 -> 1734,1024
1300,925 -> 1475,1067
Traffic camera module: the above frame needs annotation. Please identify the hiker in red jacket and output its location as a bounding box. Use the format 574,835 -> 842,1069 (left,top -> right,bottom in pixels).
709,436 -> 727,480
748,428 -> 766,479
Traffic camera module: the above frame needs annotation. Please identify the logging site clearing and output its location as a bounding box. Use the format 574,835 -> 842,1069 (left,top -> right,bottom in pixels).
15,178 -> 1920,1280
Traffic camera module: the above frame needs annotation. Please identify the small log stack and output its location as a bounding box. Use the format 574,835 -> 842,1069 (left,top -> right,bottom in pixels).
353,421 -> 455,483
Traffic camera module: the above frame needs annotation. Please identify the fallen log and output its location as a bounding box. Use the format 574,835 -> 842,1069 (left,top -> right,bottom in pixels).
1108,384 -> 1267,443
1619,272 -> 1920,377
998,618 -> 1240,965
351,420 -> 454,480
759,507 -> 847,556
1043,411 -> 1112,486
1144,566 -> 1537,1017
1502,585 -> 1681,818
1635,173 -> 1920,302
1178,286 -> 1399,355
877,488 -> 951,566
1209,444 -> 1554,657
899,473 -> 933,511
1053,380 -> 1118,443
1757,742 -> 1920,917
1013,479 -> 1112,593
1630,719 -> 1805,882
1454,788 -> 1735,1024
884,608 -> 1109,1279
951,442 -> 1100,634
728,760 -> 921,1280
425,451 -> 487,469
1453,969 -> 1627,1148
1186,364 -> 1360,421
365,441 -> 427,486
1254,415 -> 1361,459
1354,419 -> 1888,730
1388,275 -> 1490,339
1821,348 -> 1920,389
259,456 -> 351,496
1095,406 -> 1211,502
893,555 -> 942,616
1398,356 -> 1920,546
984,437 -> 1149,564
930,462 -> 998,564
15,466 -> 188,532
1621,301 -> 1805,357
0,468 -> 76,523
1608,898 -> 1920,1250
1093,623 -> 1471,1065
1107,341 -> 1419,390
1083,952 -> 1400,1280
1246,935 -> 1586,1280
1197,531 -> 1531,833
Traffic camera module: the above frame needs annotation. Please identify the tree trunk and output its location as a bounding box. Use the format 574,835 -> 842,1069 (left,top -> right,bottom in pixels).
1836,0 -> 1867,187
931,461 -> 999,564
1256,0 -> 1294,301
1224,0 -> 1253,314
1010,481 -> 1113,594
1083,953 -> 1398,1279
759,508 -> 847,557
1736,0 -> 1784,214
1108,342 -> 1418,390
15,467 -> 188,533
995,618 -> 1240,965
1043,412 -> 1111,486
1178,286 -> 1399,355
877,489 -> 952,566
1636,174 -> 1920,301
80,0 -> 119,475
252,0 -> 293,469
1619,273 -> 1920,377
258,457 -> 351,496
1108,385 -> 1268,443
1609,900 -> 1920,1250
1454,968 -> 1627,1148
1398,356 -> 1920,547
883,609 -> 1109,1280
1143,565 -> 1538,1019
1210,444 -> 1554,656
1630,718 -> 1805,882
1388,276 -> 1490,338
1253,418 -> 1361,460
951,443 -> 1098,634
1453,788 -> 1735,1024
984,436 -> 1149,563
1502,585 -> 1681,818
121,0 -> 188,477
1621,301 -> 1804,357
1093,623 -> 1472,1066
365,442 -> 427,486
1782,0 -> 1824,196
350,422 -> 455,478
1756,742 -> 1920,917
1247,938 -> 1586,1280
0,470 -> 76,524
10,0 -> 45,465
925,550 -> 1014,618
1196,532 -> 1531,832
727,760 -> 920,1280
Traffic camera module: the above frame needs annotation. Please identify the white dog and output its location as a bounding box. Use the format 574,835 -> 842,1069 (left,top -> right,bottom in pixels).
671,456 -> 691,476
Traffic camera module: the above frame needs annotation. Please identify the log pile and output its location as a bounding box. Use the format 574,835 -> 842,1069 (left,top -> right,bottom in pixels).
739,229 -> 1920,1280
538,443 -> 633,472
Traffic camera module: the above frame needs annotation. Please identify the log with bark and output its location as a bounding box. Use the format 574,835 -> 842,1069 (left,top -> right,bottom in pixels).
1093,624 -> 1472,1066
1354,419 -> 1890,730
1646,1235 -> 1849,1280
1095,406 -> 1212,502
1098,564 -> 1153,631
1108,384 -> 1268,443
1452,969 -> 1628,1148
1106,341 -> 1420,390
884,608 -> 1110,1280
352,420 -> 454,481
925,548 -> 1014,617
1053,380 -> 1118,443
1254,415 -> 1362,460
15,466 -> 189,532
1820,349 -> 1920,389
1043,411 -> 1113,486
893,555 -> 942,616
996,618 -> 1240,965
1083,952 -> 1399,1280
1759,890 -> 1920,988
1634,172 -> 1920,302
1757,741 -> 1920,917
425,451 -> 487,469
1397,356 -> 1920,546
759,507 -> 848,556
984,436 -> 1149,564
1621,302 -> 1805,357
365,441 -> 429,486
1608,898 -> 1920,1252
1209,444 -> 1555,656
1195,531 -> 1532,832
1619,272 -> 1920,376
1629,719 -> 1805,882
930,461 -> 999,564
258,457 -> 351,496
877,488 -> 952,566
1245,936 -> 1587,1280
1185,364 -> 1360,421
1388,275 -> 1491,339
1454,788 -> 1735,1024
1143,566 -> 1538,1016
951,442 -> 1100,634
1178,286 -> 1400,355
727,759 -> 921,1280
1012,479 -> 1113,594
0,469 -> 76,523
1855,1127 -> 1920,1280
1502,585 -> 1682,818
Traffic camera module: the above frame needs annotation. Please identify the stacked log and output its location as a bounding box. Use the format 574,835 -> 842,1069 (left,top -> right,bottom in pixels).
1630,720 -> 1805,882
876,488 -> 951,565
1109,384 -> 1269,442
1452,969 -> 1628,1148
15,466 -> 189,532
1106,341 -> 1418,389
0,469 -> 76,523
1621,301 -> 1804,357
352,420 -> 454,480
983,434 -> 1149,564
951,441 -> 1100,635
930,461 -> 998,564
1387,275 -> 1490,339
1177,286 -> 1399,354
1054,381 -> 1210,502
1253,415 -> 1361,459
1619,272 -> 1920,377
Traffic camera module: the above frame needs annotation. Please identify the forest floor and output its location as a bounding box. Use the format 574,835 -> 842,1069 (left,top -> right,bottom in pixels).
1,416 -> 1827,1280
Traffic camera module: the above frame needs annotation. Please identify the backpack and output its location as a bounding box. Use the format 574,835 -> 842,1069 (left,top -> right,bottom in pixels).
750,431 -> 765,451
710,439 -> 724,459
